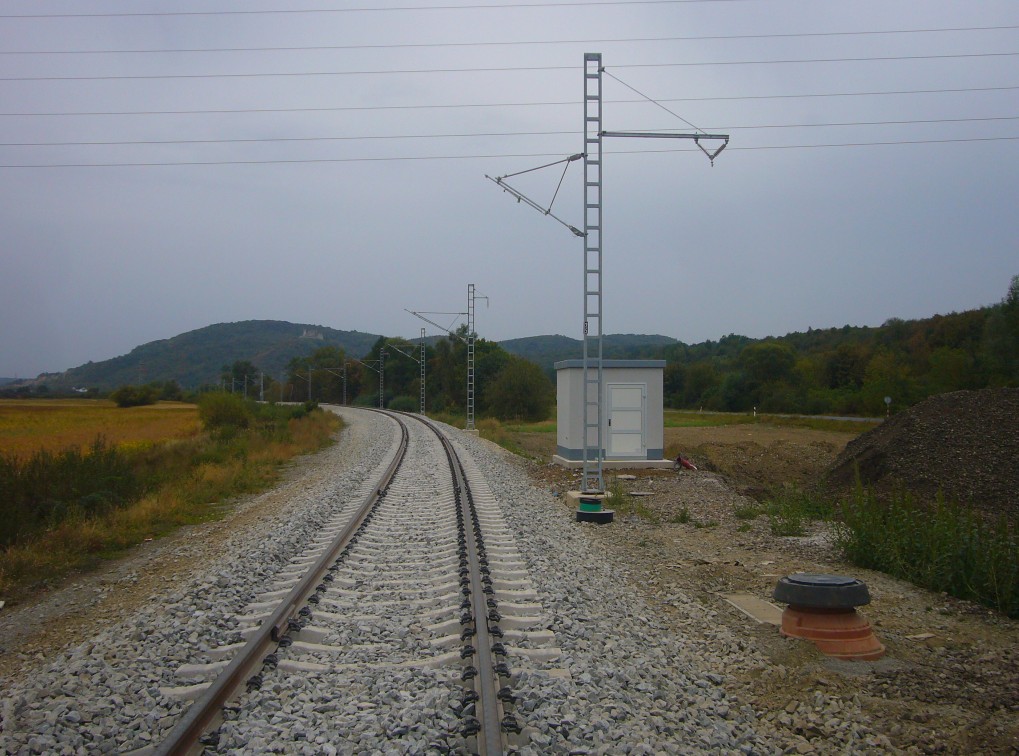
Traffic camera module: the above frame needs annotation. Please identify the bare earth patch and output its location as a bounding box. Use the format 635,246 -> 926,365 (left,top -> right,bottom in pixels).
522,425 -> 1019,754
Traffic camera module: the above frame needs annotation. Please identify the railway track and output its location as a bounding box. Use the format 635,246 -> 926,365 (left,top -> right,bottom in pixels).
156,409 -> 558,754
1,405 -> 778,754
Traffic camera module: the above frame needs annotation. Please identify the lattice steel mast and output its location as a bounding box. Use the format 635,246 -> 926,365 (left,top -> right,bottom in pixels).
582,53 -> 605,494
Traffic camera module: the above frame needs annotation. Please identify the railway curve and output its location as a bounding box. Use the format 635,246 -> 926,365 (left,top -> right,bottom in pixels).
0,407 -> 780,754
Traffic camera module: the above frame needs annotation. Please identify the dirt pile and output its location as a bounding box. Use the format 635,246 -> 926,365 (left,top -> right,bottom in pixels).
825,388 -> 1019,520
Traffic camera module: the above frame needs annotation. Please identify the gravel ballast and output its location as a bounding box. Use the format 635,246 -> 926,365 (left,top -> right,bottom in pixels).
1,408 -> 902,754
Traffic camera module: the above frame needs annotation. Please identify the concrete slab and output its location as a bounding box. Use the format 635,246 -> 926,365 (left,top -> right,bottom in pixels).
721,593 -> 784,626
552,455 -> 675,470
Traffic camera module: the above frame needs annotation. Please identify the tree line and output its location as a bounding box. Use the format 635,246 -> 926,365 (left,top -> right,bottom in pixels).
663,275 -> 1019,415
220,326 -> 555,422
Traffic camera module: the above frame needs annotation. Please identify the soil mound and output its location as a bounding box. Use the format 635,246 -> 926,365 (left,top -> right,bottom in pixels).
825,387 -> 1019,520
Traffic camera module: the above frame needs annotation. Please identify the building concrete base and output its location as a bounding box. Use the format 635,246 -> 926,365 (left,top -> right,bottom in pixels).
552,455 -> 675,470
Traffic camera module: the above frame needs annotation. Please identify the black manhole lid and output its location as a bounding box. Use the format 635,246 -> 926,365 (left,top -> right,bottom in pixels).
773,573 -> 871,609
786,573 -> 859,587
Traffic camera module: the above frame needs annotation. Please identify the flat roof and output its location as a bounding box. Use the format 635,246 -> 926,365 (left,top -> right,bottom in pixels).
554,359 -> 666,370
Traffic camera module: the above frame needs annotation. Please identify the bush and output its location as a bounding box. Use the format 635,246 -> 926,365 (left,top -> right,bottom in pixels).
109,384 -> 159,407
197,392 -> 252,430
388,395 -> 418,412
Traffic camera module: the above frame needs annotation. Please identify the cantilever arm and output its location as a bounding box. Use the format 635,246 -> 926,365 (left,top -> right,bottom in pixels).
485,174 -> 585,237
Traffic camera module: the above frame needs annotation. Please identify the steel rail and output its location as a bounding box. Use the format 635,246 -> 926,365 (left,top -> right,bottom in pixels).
419,416 -> 506,756
155,410 -> 410,756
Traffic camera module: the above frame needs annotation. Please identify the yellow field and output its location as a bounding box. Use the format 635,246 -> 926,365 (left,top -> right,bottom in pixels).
0,399 -> 200,459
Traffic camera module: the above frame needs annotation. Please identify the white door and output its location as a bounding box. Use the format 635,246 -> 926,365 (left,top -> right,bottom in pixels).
607,383 -> 646,457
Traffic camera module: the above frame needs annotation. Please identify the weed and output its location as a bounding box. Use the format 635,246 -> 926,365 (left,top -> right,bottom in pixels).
0,405 -> 340,601
834,483 -> 1019,618
669,506 -> 692,524
765,486 -> 834,537
734,503 -> 763,520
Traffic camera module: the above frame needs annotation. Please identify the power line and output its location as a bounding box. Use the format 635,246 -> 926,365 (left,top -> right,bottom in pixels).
4,52 -> 1017,82
4,25 -> 1016,55
3,86 -> 1016,119
0,1 -> 749,20
3,136 -> 1016,168
9,116 -> 1016,148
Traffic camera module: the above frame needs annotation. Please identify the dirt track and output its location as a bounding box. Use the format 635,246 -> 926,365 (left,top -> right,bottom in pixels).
521,422 -> 1019,754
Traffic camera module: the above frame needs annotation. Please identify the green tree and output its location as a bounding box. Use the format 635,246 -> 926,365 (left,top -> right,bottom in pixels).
109,384 -> 158,407
663,363 -> 686,407
860,349 -> 919,414
682,362 -> 720,408
221,360 -> 260,397
484,356 -> 554,421
739,342 -> 796,385
982,274 -> 1019,386
824,343 -> 870,390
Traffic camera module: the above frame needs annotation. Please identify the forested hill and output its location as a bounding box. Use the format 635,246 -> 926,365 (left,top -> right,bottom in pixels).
499,333 -> 677,371
38,321 -> 382,391
658,284 -> 1019,416
12,270 -> 1018,418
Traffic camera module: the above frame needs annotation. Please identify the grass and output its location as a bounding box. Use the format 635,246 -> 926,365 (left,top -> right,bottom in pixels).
669,506 -> 692,524
733,502 -> 764,520
765,486 -> 834,536
0,399 -> 200,460
0,400 -> 340,602
834,484 -> 1019,618
664,409 -> 881,434
607,479 -> 659,523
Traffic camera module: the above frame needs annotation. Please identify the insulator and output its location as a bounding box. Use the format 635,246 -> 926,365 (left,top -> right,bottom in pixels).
462,716 -> 481,736
246,674 -> 263,691
307,595 -> 320,604
461,665 -> 478,681
488,610 -> 502,623
490,642 -> 506,656
263,653 -> 279,668
488,625 -> 503,637
501,715 -> 523,734
497,687 -> 516,704
460,627 -> 476,641
298,606 -> 313,618
460,645 -> 476,659
287,618 -> 303,633
493,662 -> 512,677
461,690 -> 480,705
199,733 -> 221,746
460,612 -> 473,626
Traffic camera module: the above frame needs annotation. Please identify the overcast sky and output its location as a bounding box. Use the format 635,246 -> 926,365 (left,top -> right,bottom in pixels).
2,1 -> 1017,378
